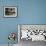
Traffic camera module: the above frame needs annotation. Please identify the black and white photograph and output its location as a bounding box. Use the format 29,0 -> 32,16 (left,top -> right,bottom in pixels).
4,6 -> 17,17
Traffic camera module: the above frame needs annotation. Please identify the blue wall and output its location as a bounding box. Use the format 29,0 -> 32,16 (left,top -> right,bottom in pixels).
0,0 -> 46,44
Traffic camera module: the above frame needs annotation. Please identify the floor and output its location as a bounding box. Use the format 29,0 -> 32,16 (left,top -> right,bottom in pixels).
0,44 -> 18,46
19,39 -> 46,46
0,40 -> 46,46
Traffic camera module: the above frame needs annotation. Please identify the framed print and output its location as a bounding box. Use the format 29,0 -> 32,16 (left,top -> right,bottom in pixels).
4,6 -> 17,17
